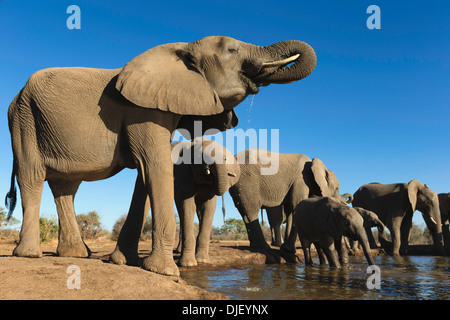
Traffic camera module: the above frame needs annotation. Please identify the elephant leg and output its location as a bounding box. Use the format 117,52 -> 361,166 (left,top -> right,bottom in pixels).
266,206 -> 283,247
320,238 -> 341,268
13,162 -> 45,258
195,195 -> 216,264
313,242 -> 327,265
390,217 -> 403,256
110,174 -> 150,266
400,213 -> 413,255
301,238 -> 313,265
177,196 -> 197,267
335,237 -> 349,265
48,179 -> 89,258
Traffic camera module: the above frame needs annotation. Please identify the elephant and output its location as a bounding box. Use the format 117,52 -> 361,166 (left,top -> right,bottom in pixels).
228,149 -> 350,251
438,193 -> 450,252
265,192 -> 353,247
294,197 -> 376,268
352,180 -> 445,256
172,138 -> 240,267
347,207 -> 385,250
4,35 -> 317,276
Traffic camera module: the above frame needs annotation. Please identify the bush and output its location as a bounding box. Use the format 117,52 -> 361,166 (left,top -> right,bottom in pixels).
76,211 -> 104,239
111,214 -> 153,241
39,217 -> 58,243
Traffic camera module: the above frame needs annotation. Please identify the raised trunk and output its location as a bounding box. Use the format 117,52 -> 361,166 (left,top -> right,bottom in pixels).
254,40 -> 317,85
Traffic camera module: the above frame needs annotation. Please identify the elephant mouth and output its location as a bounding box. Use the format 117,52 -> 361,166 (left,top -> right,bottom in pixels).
253,54 -> 301,86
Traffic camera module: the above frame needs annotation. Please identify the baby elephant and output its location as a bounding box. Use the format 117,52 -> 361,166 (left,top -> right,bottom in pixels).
295,197 -> 376,268
172,138 -> 240,267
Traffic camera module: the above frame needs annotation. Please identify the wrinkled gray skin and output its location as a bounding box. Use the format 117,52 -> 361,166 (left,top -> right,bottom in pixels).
295,197 -> 376,268
172,138 -> 240,267
348,207 -> 385,250
228,149 -> 349,251
5,36 -> 316,276
353,181 -> 445,256
437,193 -> 450,252
266,192 -> 353,247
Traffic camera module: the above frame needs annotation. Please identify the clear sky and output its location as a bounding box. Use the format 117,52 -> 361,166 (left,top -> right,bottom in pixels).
0,0 -> 449,231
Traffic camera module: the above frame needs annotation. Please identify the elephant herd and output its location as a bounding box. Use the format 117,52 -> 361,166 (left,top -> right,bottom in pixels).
4,36 -> 448,279
172,139 -> 448,270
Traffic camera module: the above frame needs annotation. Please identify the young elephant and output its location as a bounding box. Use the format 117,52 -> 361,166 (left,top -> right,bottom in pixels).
229,149 -> 351,250
172,138 -> 240,267
348,207 -> 385,250
295,197 -> 376,268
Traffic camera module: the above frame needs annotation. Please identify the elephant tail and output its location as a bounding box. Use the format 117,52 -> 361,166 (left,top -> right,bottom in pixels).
5,160 -> 17,219
222,195 -> 226,223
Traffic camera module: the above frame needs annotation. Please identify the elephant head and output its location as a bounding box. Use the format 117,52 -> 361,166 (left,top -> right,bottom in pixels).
308,158 -> 349,202
172,138 -> 240,196
329,201 -> 376,266
354,207 -> 385,233
115,36 -> 316,137
407,180 -> 444,254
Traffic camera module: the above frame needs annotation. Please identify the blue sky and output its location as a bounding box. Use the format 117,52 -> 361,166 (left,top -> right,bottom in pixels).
0,0 -> 449,231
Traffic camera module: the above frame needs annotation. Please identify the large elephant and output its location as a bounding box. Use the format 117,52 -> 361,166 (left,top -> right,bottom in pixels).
172,138 -> 240,267
294,197 -> 376,268
352,181 -> 445,256
438,193 -> 450,252
228,149 -> 350,250
5,36 -> 316,276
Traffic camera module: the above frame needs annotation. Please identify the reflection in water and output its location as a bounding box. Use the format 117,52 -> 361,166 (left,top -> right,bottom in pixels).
181,256 -> 450,300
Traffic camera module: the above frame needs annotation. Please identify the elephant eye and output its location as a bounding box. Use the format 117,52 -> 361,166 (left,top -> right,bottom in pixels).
228,47 -> 238,53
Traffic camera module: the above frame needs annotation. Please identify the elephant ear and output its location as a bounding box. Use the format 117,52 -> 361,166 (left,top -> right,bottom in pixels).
407,180 -> 421,212
115,42 -> 224,116
311,158 -> 336,197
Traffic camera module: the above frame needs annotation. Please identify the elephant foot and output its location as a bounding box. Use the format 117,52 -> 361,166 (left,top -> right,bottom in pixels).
110,245 -> 140,266
196,252 -> 209,264
57,240 -> 91,258
142,252 -> 180,277
13,241 -> 42,258
179,254 -> 198,267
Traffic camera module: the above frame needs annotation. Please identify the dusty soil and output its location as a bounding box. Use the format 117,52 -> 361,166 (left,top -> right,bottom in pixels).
2,237 -> 434,300
0,238 -> 302,300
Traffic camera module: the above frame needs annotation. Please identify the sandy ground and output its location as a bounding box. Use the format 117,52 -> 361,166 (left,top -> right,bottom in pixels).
0,238 -> 302,300
1,236 -> 436,300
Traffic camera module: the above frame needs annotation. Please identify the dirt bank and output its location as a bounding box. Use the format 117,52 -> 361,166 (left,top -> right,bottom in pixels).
0,238 -> 296,300
2,237 -> 432,300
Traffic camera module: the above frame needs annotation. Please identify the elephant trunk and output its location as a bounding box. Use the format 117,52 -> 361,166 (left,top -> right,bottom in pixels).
254,40 -> 317,85
424,205 -> 445,255
339,193 -> 354,204
357,228 -> 376,266
212,163 -> 230,196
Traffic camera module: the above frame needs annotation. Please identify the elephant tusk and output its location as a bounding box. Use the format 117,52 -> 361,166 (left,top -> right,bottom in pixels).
261,54 -> 300,68
430,216 -> 437,225
205,168 -> 211,175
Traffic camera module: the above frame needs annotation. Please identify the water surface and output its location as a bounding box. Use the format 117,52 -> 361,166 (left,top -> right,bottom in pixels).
181,256 -> 449,300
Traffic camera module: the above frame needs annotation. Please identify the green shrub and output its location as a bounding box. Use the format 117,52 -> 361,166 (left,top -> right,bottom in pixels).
39,217 -> 58,243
